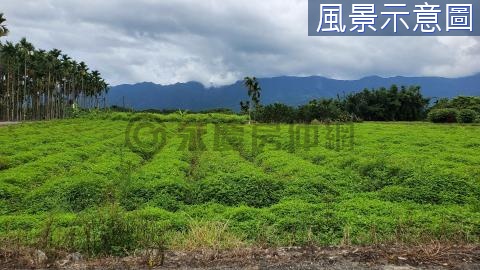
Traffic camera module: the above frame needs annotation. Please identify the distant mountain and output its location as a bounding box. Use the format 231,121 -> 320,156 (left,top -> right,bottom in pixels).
107,74 -> 480,111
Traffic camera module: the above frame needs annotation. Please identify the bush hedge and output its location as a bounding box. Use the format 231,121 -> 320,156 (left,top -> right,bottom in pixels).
428,108 -> 459,123
458,109 -> 478,123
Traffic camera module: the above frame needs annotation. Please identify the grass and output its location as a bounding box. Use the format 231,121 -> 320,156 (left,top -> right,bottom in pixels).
170,220 -> 245,251
0,114 -> 479,256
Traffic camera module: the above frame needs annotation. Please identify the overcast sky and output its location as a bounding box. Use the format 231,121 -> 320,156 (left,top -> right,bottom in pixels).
2,0 -> 480,86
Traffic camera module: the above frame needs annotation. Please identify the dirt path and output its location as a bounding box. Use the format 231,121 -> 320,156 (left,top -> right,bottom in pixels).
4,245 -> 478,270
152,246 -> 479,270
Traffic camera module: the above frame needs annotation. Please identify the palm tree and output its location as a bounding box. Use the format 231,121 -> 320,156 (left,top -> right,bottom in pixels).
90,70 -> 102,108
240,100 -> 250,115
0,41 -> 17,121
78,61 -> 89,107
31,49 -> 45,119
0,37 -> 108,121
18,38 -> 34,120
0,13 -> 8,37
243,76 -> 262,123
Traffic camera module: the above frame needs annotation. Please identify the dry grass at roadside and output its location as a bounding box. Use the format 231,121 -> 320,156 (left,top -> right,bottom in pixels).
169,221 -> 246,252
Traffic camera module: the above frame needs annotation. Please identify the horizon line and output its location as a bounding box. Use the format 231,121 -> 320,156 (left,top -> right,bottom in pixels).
112,72 -> 480,88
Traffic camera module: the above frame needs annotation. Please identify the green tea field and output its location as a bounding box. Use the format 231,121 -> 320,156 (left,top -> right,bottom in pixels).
1,113 -> 479,257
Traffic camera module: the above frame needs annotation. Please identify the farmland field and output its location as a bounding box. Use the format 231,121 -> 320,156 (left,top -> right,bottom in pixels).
0,113 -> 479,257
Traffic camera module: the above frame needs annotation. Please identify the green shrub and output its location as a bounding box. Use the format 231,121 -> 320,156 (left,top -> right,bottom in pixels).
24,175 -> 109,213
104,112 -> 248,124
222,206 -> 266,240
196,173 -> 283,208
0,214 -> 42,233
64,177 -> 109,212
379,174 -> 480,205
458,109 -> 478,123
0,156 -> 10,170
24,181 -> 65,213
267,200 -> 343,245
281,178 -> 338,203
0,182 -> 23,201
120,183 -> 152,211
355,159 -> 409,192
428,108 -> 458,123
0,182 -> 24,214
2,118 -> 480,252
75,205 -> 136,256
121,178 -> 193,211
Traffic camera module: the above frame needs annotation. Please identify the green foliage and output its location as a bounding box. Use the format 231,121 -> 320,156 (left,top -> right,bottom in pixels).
0,156 -> 10,170
101,112 -> 249,124
0,13 -> 8,37
0,118 -> 479,255
379,174 -> 480,205
0,182 -> 24,214
0,38 -> 108,122
75,205 -> 137,256
297,98 -> 344,122
344,85 -> 429,121
122,178 -> 193,211
429,96 -> 480,124
252,85 -> 429,123
281,178 -> 338,203
196,173 -> 283,208
431,96 -> 480,113
354,158 -> 410,192
428,108 -> 459,123
64,176 -> 109,212
243,77 -> 262,122
458,109 -> 478,123
24,175 -> 109,213
255,103 -> 296,123
267,200 -> 343,245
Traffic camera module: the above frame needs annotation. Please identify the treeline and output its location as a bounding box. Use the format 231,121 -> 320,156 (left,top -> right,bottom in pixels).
0,14 -> 108,121
0,39 -> 109,121
428,96 -> 480,123
253,85 -> 430,123
110,106 -> 235,115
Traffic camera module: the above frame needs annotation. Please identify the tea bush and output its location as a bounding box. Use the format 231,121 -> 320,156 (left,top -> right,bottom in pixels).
380,173 -> 480,205
102,112 -> 249,124
123,178 -> 193,211
196,173 -> 284,207
64,176 -> 110,212
0,118 -> 479,255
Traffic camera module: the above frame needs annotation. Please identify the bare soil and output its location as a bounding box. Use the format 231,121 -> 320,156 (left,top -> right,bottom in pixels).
1,244 -> 479,270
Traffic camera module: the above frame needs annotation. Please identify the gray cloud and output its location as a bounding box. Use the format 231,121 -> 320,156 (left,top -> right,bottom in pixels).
2,0 -> 480,86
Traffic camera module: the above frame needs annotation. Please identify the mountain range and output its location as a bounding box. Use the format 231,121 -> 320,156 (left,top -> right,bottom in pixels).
107,74 -> 480,111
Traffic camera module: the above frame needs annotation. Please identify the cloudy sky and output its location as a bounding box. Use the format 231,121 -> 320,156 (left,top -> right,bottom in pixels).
2,0 -> 480,86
